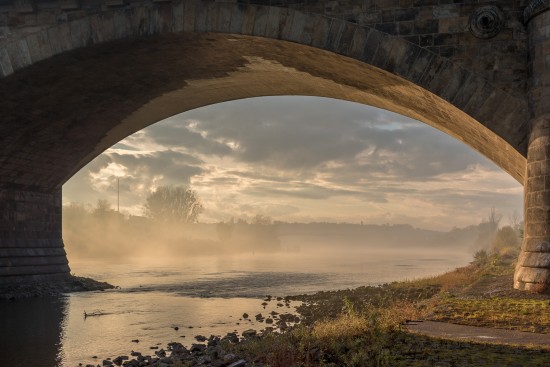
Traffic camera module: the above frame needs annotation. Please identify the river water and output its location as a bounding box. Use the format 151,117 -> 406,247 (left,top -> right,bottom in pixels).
0,248 -> 471,367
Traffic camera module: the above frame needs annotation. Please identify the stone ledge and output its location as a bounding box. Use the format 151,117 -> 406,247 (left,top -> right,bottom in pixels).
517,251 -> 550,268
514,280 -> 550,293
0,255 -> 69,267
0,263 -> 70,277
514,266 -> 550,284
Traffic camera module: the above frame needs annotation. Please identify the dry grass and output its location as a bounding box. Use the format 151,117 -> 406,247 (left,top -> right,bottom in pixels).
396,264 -> 483,292
228,304 -> 550,367
226,259 -> 550,366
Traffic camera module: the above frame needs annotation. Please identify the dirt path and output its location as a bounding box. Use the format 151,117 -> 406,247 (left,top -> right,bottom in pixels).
405,321 -> 550,347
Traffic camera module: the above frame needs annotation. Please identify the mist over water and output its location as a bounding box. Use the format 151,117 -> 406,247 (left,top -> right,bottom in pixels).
1,242 -> 472,367
2,211 -> 483,367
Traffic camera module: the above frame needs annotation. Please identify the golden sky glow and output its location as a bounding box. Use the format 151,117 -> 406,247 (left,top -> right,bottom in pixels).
63,96 -> 522,230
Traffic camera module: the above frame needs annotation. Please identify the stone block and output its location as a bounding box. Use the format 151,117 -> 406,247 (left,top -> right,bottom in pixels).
521,236 -> 550,253
0,255 -> 70,267
264,5 -> 281,39
404,47 -> 433,84
371,33 -> 394,69
25,29 -> 53,63
514,279 -> 550,292
229,3 -> 245,35
88,13 -> 105,43
154,3 -> 174,34
434,62 -> 468,103
451,73 -> 481,109
240,4 -> 257,35
514,266 -> 550,284
383,37 -> 409,75
395,8 -> 418,22
335,22 -> 357,55
0,263 -> 70,277
438,16 -> 468,33
325,18 -> 344,52
214,2 -> 232,34
462,81 -> 493,118
6,38 -> 31,70
60,0 -> 80,11
68,18 -> 85,49
527,222 -> 550,237
172,0 -> 184,32
287,10 -> 308,44
375,22 -> 397,35
14,0 -> 34,14
278,7 -> 295,41
397,21 -> 413,35
432,5 -> 459,19
348,26 -> 368,60
249,5 -> 267,37
183,0 -> 197,33
527,175 -> 545,192
414,19 -> 438,34
112,9 -> 132,39
310,13 -> 331,49
0,46 -> 14,77
193,0 -> 208,33
417,53 -> 446,90
128,5 -> 150,37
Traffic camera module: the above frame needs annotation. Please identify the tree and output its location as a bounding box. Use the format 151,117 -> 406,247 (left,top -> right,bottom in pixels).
144,186 -> 203,223
252,214 -> 272,226
492,225 -> 520,254
94,199 -> 112,216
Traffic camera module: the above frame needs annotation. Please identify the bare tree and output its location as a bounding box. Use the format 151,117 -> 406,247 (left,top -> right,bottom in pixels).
486,207 -> 502,229
144,186 -> 203,223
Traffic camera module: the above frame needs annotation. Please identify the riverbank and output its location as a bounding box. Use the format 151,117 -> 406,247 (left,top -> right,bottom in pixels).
93,258 -> 550,366
0,275 -> 114,300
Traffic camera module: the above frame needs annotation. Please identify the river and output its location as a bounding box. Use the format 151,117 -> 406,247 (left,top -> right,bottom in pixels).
0,248 -> 471,367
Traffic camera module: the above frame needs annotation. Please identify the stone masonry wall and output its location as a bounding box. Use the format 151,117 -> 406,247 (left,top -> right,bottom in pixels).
514,5 -> 550,293
0,188 -> 70,283
237,0 -> 529,97
0,0 -> 530,97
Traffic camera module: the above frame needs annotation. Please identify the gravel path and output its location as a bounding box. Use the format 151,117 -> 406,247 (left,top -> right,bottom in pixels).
405,321 -> 550,347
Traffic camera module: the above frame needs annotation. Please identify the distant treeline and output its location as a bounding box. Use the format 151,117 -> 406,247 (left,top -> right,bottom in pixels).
63,199 -> 521,262
62,202 -> 281,260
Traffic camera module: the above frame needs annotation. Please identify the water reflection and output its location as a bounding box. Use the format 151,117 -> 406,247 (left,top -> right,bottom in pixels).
0,297 -> 66,367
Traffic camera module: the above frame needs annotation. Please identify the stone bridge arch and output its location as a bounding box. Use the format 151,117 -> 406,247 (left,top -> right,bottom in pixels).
0,0 -> 548,292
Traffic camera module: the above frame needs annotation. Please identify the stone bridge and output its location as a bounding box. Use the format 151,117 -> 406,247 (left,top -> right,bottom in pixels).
0,0 -> 549,292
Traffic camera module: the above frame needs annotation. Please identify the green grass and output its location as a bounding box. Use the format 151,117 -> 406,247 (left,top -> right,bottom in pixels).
429,296 -> 550,333
226,311 -> 550,367
225,259 -> 550,366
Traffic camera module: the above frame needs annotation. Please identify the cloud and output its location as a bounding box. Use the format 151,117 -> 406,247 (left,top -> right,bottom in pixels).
63,96 -> 522,230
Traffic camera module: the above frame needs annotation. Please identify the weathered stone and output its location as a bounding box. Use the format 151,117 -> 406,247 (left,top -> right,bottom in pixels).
0,0 -> 545,292
518,251 -> 550,268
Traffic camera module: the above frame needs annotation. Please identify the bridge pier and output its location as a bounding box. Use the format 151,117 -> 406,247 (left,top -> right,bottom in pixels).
0,189 -> 70,284
514,3 -> 550,292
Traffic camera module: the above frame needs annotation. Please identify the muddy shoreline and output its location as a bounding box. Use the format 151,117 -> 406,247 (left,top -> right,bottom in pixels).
0,275 -> 115,300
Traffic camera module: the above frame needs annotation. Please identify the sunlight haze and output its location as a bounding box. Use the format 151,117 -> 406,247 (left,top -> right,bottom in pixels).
63,96 -> 523,230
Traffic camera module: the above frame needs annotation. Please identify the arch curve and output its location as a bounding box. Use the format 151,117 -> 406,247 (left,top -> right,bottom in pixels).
0,0 -> 530,190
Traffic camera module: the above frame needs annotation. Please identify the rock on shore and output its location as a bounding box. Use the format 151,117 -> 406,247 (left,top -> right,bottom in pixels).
95,334 -> 258,367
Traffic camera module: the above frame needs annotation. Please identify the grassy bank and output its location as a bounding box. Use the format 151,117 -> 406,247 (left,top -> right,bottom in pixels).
223,258 -> 550,366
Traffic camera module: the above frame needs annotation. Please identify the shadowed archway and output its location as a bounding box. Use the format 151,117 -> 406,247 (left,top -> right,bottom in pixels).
0,0 -> 547,292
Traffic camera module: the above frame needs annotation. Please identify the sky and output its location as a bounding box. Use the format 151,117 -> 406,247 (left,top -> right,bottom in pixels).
62,96 -> 523,231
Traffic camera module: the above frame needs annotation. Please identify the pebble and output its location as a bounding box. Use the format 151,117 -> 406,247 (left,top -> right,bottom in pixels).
228,359 -> 247,367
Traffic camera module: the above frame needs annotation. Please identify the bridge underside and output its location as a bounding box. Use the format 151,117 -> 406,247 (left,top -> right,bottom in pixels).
0,33 -> 526,190
0,31 -> 546,291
